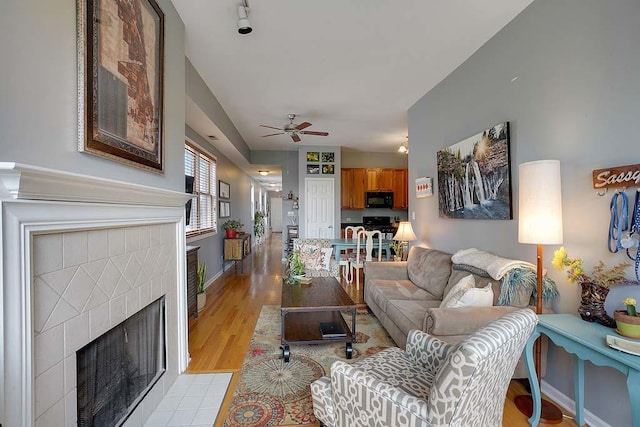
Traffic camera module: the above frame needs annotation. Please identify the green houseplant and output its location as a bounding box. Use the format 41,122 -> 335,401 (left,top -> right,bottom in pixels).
196,262 -> 207,312
286,249 -> 306,283
222,219 -> 244,238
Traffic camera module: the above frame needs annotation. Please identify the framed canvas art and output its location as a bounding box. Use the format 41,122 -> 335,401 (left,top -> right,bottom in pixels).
306,152 -> 320,162
415,177 -> 433,198
219,201 -> 230,218
219,180 -> 230,199
77,0 -> 165,172
436,122 -> 512,219
322,164 -> 334,174
307,164 -> 320,175
321,152 -> 334,163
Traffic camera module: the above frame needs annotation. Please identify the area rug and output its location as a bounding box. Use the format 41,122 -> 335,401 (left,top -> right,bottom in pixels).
223,305 -> 395,426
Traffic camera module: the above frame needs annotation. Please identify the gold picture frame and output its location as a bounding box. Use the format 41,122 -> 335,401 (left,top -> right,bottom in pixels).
77,0 -> 165,172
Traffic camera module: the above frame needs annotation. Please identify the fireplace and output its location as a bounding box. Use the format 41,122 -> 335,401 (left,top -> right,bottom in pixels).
77,297 -> 166,426
0,163 -> 190,427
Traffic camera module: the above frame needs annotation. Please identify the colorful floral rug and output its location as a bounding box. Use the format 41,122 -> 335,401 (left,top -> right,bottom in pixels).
223,305 -> 395,426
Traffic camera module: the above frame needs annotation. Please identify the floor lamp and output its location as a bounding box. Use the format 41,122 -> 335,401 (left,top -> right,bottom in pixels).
515,160 -> 564,423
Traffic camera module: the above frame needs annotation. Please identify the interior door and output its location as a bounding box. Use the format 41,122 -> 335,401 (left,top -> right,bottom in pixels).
305,178 -> 335,238
270,197 -> 283,232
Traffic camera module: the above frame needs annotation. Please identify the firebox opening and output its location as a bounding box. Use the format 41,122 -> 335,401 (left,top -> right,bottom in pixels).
76,296 -> 166,427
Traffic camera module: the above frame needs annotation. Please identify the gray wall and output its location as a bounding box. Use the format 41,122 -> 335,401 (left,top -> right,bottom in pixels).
341,151 -> 408,168
0,0 -> 185,192
408,0 -> 640,425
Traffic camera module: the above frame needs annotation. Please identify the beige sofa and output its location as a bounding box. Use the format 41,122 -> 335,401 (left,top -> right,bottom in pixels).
364,246 -> 552,378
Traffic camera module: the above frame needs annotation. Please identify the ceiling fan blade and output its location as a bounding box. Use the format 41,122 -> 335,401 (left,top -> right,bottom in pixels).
291,133 -> 301,143
300,131 -> 329,136
261,132 -> 285,137
260,125 -> 283,131
295,122 -> 312,131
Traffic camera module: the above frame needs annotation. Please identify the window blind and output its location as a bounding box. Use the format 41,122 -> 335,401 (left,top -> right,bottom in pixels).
185,144 -> 217,236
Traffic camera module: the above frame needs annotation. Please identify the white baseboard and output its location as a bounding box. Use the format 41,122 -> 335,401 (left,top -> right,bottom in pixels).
541,380 -> 610,427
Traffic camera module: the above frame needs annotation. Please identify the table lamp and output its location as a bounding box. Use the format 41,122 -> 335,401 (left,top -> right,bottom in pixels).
516,159 -> 564,423
393,221 -> 416,261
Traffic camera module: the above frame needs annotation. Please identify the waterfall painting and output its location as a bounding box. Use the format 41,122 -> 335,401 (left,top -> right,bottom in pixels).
437,122 -> 512,219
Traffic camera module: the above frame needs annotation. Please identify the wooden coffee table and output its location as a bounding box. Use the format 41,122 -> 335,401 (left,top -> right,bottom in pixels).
280,276 -> 356,362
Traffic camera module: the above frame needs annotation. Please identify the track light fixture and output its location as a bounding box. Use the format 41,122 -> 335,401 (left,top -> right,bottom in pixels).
237,1 -> 252,34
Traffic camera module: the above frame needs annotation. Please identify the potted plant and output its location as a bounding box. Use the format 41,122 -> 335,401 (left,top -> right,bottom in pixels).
287,249 -> 306,283
222,219 -> 244,238
196,262 -> 207,312
614,298 -> 640,338
254,211 -> 265,242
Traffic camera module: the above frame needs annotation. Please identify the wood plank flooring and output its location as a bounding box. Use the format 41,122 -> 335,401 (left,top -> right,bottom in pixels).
187,234 -> 580,426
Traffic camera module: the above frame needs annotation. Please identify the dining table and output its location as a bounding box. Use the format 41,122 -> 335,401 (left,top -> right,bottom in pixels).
329,238 -> 393,263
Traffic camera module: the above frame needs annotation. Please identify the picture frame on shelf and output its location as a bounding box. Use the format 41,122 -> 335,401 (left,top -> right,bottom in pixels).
77,0 -> 165,172
219,180 -> 230,199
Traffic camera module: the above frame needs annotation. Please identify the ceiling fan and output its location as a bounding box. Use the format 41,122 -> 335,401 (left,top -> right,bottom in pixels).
260,114 -> 329,143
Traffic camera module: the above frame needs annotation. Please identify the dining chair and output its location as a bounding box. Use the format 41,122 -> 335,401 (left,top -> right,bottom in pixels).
340,226 -> 364,283
350,229 -> 382,289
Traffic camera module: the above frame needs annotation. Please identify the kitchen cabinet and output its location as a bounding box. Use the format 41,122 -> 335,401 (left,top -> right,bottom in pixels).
341,168 -> 366,209
392,169 -> 408,209
366,168 -> 394,191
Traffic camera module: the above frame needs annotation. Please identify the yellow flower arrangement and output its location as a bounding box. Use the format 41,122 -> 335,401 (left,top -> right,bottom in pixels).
551,247 -> 630,288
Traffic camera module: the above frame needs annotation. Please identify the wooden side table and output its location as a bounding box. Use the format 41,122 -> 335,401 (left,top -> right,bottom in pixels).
224,234 -> 251,273
525,314 -> 640,426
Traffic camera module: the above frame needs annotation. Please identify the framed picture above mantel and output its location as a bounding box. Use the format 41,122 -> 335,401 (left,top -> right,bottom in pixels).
77,0 -> 165,172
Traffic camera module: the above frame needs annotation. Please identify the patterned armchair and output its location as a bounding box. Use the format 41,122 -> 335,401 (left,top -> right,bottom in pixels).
292,238 -> 340,279
311,309 -> 538,427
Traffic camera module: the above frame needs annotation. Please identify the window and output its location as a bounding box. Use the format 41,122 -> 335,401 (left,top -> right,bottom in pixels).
185,143 -> 217,236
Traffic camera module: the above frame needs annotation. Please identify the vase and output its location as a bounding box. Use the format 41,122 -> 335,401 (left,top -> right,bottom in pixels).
614,310 -> 640,338
578,281 -> 616,328
197,292 -> 206,312
225,229 -> 237,238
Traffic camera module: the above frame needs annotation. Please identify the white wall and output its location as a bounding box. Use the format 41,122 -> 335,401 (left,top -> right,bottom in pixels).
0,0 -> 186,192
408,0 -> 640,425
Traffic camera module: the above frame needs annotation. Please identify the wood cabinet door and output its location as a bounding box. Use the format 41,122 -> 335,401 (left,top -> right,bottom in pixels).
366,168 -> 380,190
379,169 -> 394,191
352,168 -> 366,209
392,169 -> 408,209
341,168 -> 353,208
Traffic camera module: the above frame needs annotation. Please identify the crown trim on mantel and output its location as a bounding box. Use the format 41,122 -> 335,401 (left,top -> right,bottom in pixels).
0,162 -> 191,206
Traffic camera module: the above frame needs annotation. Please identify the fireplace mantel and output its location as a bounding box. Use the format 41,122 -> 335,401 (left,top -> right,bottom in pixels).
1,164 -> 191,427
0,162 -> 189,206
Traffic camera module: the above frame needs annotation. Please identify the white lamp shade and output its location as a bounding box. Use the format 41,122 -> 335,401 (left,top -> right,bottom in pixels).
393,221 -> 417,241
518,160 -> 563,244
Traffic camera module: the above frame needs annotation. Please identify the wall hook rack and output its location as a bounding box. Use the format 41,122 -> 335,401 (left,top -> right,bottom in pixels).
593,163 -> 640,196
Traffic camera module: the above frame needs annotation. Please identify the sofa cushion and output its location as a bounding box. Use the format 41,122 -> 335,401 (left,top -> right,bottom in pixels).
440,274 -> 475,308
386,299 -> 440,336
367,279 -> 438,312
446,283 -> 494,308
444,268 -> 502,305
406,247 -> 452,299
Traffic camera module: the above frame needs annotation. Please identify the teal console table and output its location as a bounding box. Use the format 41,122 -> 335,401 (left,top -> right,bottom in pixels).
524,314 -> 640,426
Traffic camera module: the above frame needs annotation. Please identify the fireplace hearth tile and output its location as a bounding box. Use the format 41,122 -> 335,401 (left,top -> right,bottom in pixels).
185,383 -> 209,397
167,409 -> 197,426
177,395 -> 204,410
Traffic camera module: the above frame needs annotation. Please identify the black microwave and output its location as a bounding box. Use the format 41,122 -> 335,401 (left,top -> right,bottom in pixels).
365,191 -> 393,208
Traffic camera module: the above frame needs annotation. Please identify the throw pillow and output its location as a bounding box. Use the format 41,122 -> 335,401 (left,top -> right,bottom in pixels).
446,283 -> 494,308
320,248 -> 333,271
440,274 -> 475,308
299,245 -> 322,270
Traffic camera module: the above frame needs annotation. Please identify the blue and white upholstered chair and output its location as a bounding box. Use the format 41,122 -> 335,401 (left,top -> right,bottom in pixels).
311,308 -> 538,427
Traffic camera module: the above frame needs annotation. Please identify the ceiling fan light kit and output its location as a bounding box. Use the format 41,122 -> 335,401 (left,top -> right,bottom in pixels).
237,3 -> 252,34
260,114 -> 328,143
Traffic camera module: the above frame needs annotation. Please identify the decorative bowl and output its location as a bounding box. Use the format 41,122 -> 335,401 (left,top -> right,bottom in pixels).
614,310 -> 640,339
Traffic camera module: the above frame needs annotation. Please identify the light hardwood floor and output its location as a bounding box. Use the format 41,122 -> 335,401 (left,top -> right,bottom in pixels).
187,234 -> 580,427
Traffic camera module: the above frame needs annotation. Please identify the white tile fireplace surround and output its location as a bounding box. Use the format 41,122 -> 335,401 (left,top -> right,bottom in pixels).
0,163 -> 191,427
